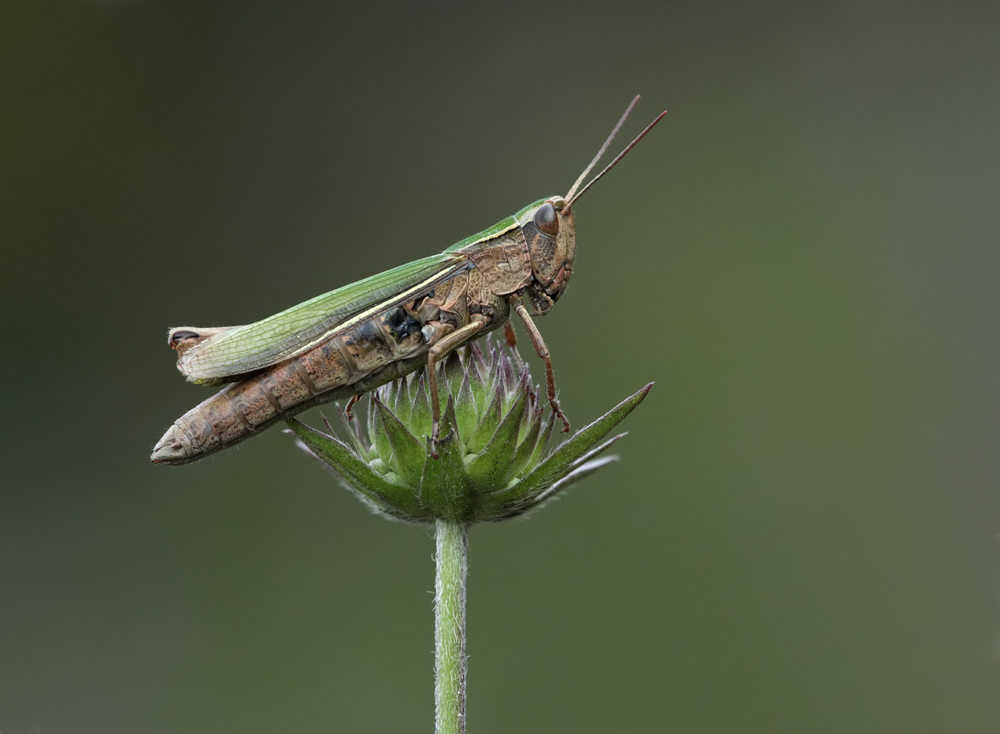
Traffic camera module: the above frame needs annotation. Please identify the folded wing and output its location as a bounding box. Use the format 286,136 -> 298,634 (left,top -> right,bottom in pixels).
174,252 -> 467,383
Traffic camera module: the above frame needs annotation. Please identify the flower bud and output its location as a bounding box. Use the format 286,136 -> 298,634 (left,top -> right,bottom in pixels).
286,338 -> 651,524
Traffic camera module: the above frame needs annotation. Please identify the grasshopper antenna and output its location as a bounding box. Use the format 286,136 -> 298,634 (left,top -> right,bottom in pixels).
564,105 -> 668,212
565,95 -> 641,204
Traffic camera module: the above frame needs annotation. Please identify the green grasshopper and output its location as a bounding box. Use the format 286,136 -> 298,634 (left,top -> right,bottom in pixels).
151,97 -> 665,465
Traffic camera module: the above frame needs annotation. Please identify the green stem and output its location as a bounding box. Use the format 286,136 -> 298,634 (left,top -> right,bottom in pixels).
434,520 -> 468,734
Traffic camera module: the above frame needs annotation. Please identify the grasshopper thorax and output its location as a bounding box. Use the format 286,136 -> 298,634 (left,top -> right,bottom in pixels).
521,196 -> 576,315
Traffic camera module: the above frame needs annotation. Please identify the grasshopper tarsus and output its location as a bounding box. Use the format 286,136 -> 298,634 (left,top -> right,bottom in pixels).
551,399 -> 572,433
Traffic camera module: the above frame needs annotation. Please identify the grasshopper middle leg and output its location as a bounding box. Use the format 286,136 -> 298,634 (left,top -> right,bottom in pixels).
343,393 -> 362,421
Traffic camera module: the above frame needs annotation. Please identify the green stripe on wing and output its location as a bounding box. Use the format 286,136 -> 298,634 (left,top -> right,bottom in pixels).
178,252 -> 468,381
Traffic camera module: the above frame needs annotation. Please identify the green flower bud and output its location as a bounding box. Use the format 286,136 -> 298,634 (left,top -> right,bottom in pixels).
286,338 -> 651,524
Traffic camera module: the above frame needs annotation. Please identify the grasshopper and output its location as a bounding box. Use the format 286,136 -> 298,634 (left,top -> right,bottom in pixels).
151,97 -> 666,465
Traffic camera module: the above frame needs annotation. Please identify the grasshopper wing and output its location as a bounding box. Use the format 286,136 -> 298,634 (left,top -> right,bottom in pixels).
175,253 -> 468,383
167,326 -> 245,355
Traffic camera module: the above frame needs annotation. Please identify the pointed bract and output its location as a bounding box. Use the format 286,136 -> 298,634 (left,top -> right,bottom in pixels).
286,337 -> 652,523
375,397 -> 425,487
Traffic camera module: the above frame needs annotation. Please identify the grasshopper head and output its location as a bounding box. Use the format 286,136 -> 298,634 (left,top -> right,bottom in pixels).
517,98 -> 666,315
521,196 -> 576,314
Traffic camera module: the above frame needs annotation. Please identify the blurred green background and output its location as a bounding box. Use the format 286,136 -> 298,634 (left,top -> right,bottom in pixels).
2,1 -> 999,732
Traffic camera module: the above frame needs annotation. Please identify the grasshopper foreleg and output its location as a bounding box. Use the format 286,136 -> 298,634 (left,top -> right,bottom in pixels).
514,302 -> 571,433
426,316 -> 487,456
502,320 -> 526,372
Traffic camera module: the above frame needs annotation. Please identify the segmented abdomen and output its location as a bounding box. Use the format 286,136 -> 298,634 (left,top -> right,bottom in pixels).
164,307 -> 425,462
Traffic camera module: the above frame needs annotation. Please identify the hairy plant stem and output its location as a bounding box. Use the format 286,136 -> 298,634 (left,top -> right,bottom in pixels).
434,520 -> 468,734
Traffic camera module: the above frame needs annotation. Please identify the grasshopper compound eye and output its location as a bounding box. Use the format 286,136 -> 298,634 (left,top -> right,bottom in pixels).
533,202 -> 559,236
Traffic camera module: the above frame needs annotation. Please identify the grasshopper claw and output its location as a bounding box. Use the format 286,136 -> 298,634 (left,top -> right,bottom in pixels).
551,398 -> 571,433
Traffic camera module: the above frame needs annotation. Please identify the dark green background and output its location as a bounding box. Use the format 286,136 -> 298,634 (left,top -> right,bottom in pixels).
3,1 -> 998,732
